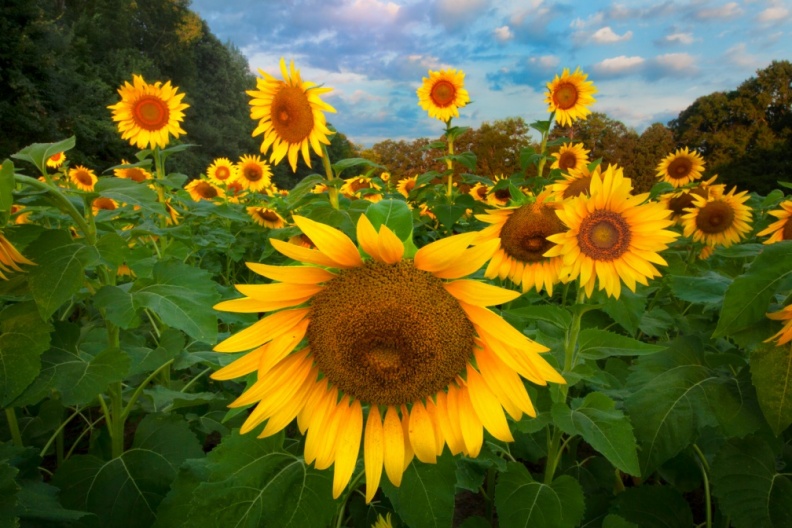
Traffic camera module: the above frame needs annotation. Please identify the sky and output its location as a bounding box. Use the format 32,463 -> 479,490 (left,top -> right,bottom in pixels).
189,0 -> 792,147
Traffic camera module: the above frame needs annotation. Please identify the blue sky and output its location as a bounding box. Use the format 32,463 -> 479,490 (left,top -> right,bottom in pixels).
189,0 -> 791,147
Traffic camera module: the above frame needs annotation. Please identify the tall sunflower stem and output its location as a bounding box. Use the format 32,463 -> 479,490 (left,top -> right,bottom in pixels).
121,359 -> 175,422
4,408 -> 24,447
320,144 -> 339,210
693,444 -> 713,528
109,381 -> 125,458
14,174 -> 95,243
445,120 -> 455,201
153,147 -> 170,229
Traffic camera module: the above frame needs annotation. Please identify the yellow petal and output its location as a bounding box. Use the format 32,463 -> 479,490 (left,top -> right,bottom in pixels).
443,279 -> 521,307
474,347 -> 535,419
297,378 -> 329,433
257,369 -> 317,437
413,232 -> 477,273
401,405 -> 414,471
213,297 -> 284,313
213,308 -> 309,353
461,302 -> 549,354
456,385 -> 483,457
294,215 -> 363,268
377,225 -> 405,265
235,283 -> 323,305
270,238 -> 339,268
383,406 -> 405,486
257,319 -> 310,376
356,214 -> 383,262
246,262 -> 336,284
230,349 -> 312,408
210,347 -> 264,381
364,406 -> 384,504
466,365 -> 514,442
444,385 -> 467,455
316,395 -> 350,470
424,398 -> 446,456
304,387 -> 338,464
333,399 -> 363,499
432,239 -> 500,279
408,401 -> 436,464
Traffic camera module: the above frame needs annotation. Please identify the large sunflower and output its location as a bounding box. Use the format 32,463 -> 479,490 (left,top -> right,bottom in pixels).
766,305 -> 792,346
68,166 -> 98,192
236,155 -> 273,192
212,215 -> 564,501
757,200 -> 792,245
417,69 -> 470,122
107,74 -> 189,150
207,157 -> 238,185
475,194 -> 567,295
545,67 -> 597,127
545,165 -> 679,299
681,186 -> 752,247
656,147 -> 705,188
550,142 -> 590,172
0,232 -> 35,280
248,58 -> 336,172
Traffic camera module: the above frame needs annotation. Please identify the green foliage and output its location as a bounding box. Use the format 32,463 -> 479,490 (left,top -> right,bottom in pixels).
750,342 -> 792,435
382,452 -> 457,528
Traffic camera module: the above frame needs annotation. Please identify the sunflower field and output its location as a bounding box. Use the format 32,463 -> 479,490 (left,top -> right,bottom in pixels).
1,59 -> 792,528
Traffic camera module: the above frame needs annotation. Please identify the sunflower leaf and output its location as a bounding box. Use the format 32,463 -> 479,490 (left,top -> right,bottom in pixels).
576,329 -> 666,360
366,199 -> 413,242
11,136 -> 76,177
0,302 -> 52,407
612,485 -> 694,527
0,160 -> 14,221
750,341 -> 792,435
382,451 -> 457,528
95,178 -> 164,215
495,463 -> 585,528
669,271 -> 731,305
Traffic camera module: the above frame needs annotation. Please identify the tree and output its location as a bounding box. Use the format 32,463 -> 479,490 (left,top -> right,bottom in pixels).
455,117 -> 532,177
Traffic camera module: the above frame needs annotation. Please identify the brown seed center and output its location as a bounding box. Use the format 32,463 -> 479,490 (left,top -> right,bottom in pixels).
134,96 -> 170,130
558,151 -> 578,171
500,203 -> 565,263
563,176 -> 593,199
577,210 -> 632,260
196,181 -> 218,199
74,170 -> 93,186
553,83 -> 579,110
243,165 -> 263,182
215,166 -> 231,180
308,260 -> 475,405
667,157 -> 693,179
271,85 -> 315,144
695,201 -> 735,234
430,80 -> 456,107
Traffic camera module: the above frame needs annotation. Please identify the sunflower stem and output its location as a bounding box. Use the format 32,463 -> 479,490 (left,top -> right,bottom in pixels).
14,174 -> 95,243
334,470 -> 365,528
40,406 -> 82,459
320,144 -> 340,210
693,444 -> 713,528
445,120 -> 455,201
109,381 -> 125,458
4,408 -> 24,447
121,359 -> 175,422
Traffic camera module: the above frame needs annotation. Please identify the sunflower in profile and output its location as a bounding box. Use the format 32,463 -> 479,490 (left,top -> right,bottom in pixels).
487,175 -> 513,207
548,163 -> 606,201
681,186 -> 752,247
107,74 -> 189,150
468,182 -> 492,203
659,176 -> 721,224
397,175 -> 418,199
165,201 -> 180,226
114,160 -> 152,183
185,179 -> 224,201
236,155 -> 273,193
207,157 -> 238,185
475,193 -> 567,295
68,166 -> 98,192
766,305 -> 792,346
545,67 -> 597,127
656,147 -> 705,188
0,232 -> 36,280
545,165 -> 679,299
92,197 -> 119,215
417,69 -> 470,123
341,177 -> 382,202
550,142 -> 589,173
212,215 -> 564,501
248,58 -> 336,172
757,200 -> 792,245
46,152 -> 66,169
248,207 -> 286,229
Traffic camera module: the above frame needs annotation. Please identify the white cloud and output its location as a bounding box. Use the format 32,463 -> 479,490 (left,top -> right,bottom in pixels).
590,26 -> 633,44
434,0 -> 490,27
337,0 -> 401,23
757,6 -> 790,23
493,25 -> 514,42
527,55 -> 560,69
570,12 -> 604,29
593,55 -> 645,75
724,43 -> 762,68
694,2 -> 742,20
650,52 -> 698,77
663,32 -> 695,45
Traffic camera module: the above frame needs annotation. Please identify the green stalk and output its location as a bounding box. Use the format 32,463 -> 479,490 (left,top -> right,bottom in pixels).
4,408 -> 24,447
14,174 -> 94,243
334,470 -> 365,528
321,144 -> 339,210
109,381 -> 125,458
445,120 -> 454,200
121,360 -> 175,422
693,444 -> 712,528
40,407 -> 82,458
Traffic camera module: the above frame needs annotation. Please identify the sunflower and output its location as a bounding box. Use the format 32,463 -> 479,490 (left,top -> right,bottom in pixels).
341,177 -> 382,202
397,175 -> 418,199
207,157 -> 238,185
545,67 -> 597,127
185,179 -> 224,201
248,58 -> 336,172
545,165 -> 679,299
757,200 -> 792,244
92,197 -> 119,214
681,186 -> 752,247
468,182 -> 492,203
212,215 -> 564,501
237,155 -> 273,192
248,207 -> 286,229
10,205 -> 31,225
475,195 -> 567,295
548,163 -> 610,201
68,165 -> 98,191
107,74 -> 189,150
46,152 -> 66,168
550,142 -> 589,172
225,180 -> 246,203
659,176 -> 722,224
487,176 -> 512,207
0,232 -> 35,280
165,201 -> 180,226
417,68 -> 471,122
656,147 -> 705,188
766,305 -> 792,346
114,160 -> 152,183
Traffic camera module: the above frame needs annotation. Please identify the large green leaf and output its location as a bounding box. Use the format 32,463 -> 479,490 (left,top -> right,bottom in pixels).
131,260 -> 220,343
750,342 -> 792,435
669,271 -> 731,305
714,241 -> 792,339
132,413 -> 204,468
613,485 -> 693,527
552,392 -> 640,476
25,230 -> 99,319
0,462 -> 19,528
382,452 -> 457,528
576,329 -> 666,360
506,305 -> 572,329
11,136 -> 76,176
711,436 -> 792,528
94,285 -> 140,329
53,449 -> 176,528
495,463 -> 585,528
94,178 -> 163,214
0,302 -> 52,406
15,481 -> 91,523
366,199 -> 413,242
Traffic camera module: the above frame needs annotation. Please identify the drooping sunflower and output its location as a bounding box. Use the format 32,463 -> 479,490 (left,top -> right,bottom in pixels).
248,58 -> 336,172
766,305 -> 792,346
68,165 -> 98,192
341,177 -> 382,202
681,186 -> 752,247
46,152 -> 66,169
469,182 -> 492,203
236,155 -> 273,192
107,74 -> 189,150
114,160 -> 152,183
0,231 -> 36,280
396,175 -> 418,199
212,215 -> 564,501
92,197 -> 119,214
248,207 -> 286,229
185,179 -> 224,201
207,157 -> 238,185
550,142 -> 590,172
545,67 -> 597,127
545,165 -> 679,299
475,194 -> 567,295
417,68 -> 471,123
656,147 -> 705,188
757,200 -> 792,245
487,175 -> 513,207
